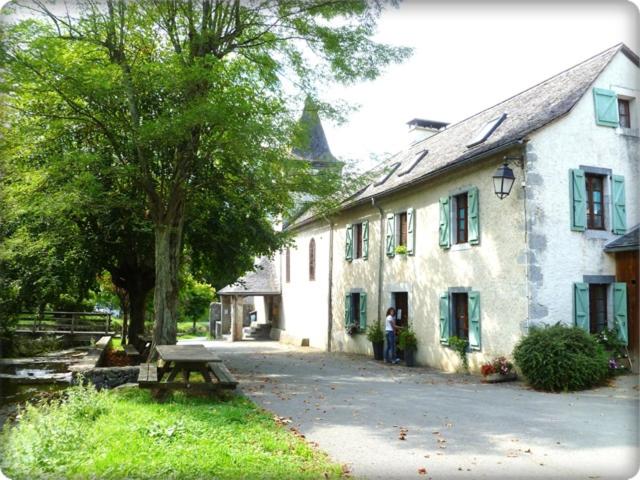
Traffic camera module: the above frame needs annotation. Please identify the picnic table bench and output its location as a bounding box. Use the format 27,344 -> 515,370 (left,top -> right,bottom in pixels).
138,344 -> 237,392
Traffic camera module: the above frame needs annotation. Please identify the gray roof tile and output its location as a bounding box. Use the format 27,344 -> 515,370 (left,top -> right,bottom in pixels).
218,257 -> 280,296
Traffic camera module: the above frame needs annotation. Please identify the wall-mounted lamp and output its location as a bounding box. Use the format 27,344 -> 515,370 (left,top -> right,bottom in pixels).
492,155 -> 521,199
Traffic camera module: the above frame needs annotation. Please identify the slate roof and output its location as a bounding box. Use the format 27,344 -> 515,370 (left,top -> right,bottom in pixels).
292,97 -> 337,167
604,225 -> 640,252
344,44 -> 637,206
289,43 -> 637,231
218,257 -> 280,296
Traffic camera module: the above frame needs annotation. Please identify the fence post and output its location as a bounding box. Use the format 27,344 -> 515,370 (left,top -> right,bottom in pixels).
71,313 -> 76,335
106,314 -> 111,334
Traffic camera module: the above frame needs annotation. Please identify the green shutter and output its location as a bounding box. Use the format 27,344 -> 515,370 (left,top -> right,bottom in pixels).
359,293 -> 367,330
611,175 -> 626,235
345,293 -> 352,326
407,208 -> 415,255
439,292 -> 450,344
345,224 -> 353,261
386,213 -> 395,257
570,169 -> 587,232
613,282 -> 628,345
574,283 -> 589,332
468,187 -> 480,245
593,88 -> 619,127
468,291 -> 481,350
362,220 -> 369,260
439,197 -> 451,248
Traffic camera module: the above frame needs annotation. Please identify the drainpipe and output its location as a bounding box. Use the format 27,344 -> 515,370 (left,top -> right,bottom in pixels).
520,141 -> 530,334
372,197 -> 385,326
326,219 -> 334,352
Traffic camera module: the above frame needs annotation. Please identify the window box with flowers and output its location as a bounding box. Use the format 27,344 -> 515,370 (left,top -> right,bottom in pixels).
480,356 -> 517,383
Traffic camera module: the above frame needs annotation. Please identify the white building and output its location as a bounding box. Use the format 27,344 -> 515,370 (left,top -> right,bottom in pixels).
221,43 -> 639,372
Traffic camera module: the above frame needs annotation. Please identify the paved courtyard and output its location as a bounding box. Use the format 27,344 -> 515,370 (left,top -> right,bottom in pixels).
184,339 -> 639,479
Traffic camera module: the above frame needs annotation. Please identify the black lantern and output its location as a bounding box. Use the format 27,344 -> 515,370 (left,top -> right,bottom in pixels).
492,162 -> 515,199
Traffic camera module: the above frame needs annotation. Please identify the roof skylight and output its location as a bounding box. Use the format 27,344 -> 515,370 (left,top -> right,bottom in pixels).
374,162 -> 401,186
467,113 -> 507,148
398,150 -> 428,176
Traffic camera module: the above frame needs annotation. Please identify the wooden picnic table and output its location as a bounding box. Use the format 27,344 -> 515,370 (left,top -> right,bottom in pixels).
138,344 -> 237,393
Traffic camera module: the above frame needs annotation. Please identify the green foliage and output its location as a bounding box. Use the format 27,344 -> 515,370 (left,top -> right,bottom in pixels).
1,386 -> 343,479
178,274 -> 214,323
448,336 -> 469,371
3,335 -> 64,358
513,323 -> 610,392
366,322 -> 384,343
399,328 -> 418,350
394,245 -> 408,255
592,327 -> 627,358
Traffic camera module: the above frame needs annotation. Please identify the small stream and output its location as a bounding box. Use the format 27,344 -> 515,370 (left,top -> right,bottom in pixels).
0,347 -> 92,426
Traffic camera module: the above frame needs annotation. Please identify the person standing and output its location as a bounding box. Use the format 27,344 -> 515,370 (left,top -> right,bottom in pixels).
385,307 -> 400,364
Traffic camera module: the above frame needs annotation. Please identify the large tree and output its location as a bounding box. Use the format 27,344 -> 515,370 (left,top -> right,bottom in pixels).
2,0 -> 409,349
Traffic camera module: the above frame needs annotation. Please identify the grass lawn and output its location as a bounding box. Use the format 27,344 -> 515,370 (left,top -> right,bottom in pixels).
0,386 -> 343,479
177,320 -> 210,339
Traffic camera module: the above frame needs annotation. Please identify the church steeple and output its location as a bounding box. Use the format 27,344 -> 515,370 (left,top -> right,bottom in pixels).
292,97 -> 337,169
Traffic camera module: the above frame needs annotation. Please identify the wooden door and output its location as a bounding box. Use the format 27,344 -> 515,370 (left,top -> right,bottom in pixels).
616,251 -> 639,366
453,293 -> 469,340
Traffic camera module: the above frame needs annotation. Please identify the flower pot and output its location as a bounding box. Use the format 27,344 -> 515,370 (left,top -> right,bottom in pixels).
482,372 -> 517,383
372,341 -> 384,361
404,348 -> 416,367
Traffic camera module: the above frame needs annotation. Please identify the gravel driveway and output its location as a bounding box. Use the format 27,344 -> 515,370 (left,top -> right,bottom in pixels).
183,339 -> 639,480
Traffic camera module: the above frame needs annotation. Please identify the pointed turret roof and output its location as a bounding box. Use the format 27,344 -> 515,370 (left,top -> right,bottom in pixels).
292,97 -> 337,166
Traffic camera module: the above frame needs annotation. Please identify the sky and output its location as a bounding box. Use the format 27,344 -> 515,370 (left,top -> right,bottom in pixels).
321,0 -> 640,170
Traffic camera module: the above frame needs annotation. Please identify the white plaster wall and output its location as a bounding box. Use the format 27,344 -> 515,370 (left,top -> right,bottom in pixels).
526,51 -> 640,327
330,152 -> 528,372
279,221 -> 331,349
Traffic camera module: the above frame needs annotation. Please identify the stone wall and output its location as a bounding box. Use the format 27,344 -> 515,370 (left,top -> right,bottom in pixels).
77,366 -> 139,390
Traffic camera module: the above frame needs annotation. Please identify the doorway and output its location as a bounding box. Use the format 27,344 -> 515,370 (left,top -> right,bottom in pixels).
392,292 -> 409,359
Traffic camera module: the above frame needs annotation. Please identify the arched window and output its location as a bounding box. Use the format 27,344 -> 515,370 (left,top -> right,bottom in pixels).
309,239 -> 316,281
285,248 -> 291,283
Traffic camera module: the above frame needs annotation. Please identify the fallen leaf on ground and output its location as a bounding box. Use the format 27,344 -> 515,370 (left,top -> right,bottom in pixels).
418,467 -> 427,475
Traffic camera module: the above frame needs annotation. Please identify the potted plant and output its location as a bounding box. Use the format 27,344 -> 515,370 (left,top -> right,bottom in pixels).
448,336 -> 469,372
395,245 -> 408,256
398,328 -> 418,367
480,356 -> 517,383
366,322 -> 385,361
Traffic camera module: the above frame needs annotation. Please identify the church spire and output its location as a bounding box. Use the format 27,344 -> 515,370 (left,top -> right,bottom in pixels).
292,97 -> 337,168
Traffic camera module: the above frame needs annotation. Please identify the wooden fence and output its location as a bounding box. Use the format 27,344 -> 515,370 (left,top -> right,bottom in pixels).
15,311 -> 113,335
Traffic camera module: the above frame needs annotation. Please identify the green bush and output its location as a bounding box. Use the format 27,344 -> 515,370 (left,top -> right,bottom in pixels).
366,322 -> 384,343
448,336 -> 469,371
398,328 -> 417,350
513,323 -> 610,392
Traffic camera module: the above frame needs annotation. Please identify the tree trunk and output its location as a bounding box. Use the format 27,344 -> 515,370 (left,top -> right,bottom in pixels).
151,220 -> 184,354
117,291 -> 130,344
127,287 -> 149,347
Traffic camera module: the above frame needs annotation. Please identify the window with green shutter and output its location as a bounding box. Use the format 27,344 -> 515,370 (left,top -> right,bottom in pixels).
386,214 -> 395,257
468,187 -> 480,245
439,197 -> 450,248
407,208 -> 415,255
439,293 -> 450,344
593,88 -> 619,127
468,291 -> 481,350
362,220 -> 369,259
611,175 -> 626,235
345,293 -> 352,326
570,169 -> 587,232
359,293 -> 367,330
613,283 -> 628,345
345,224 -> 353,261
574,283 -> 589,332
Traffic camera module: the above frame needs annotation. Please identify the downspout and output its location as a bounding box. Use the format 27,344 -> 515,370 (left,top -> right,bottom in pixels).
326,219 -> 334,352
372,197 -> 385,326
520,141 -> 530,334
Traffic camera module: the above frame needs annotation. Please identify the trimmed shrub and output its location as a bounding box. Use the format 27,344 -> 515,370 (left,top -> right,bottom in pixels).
513,323 -> 609,392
